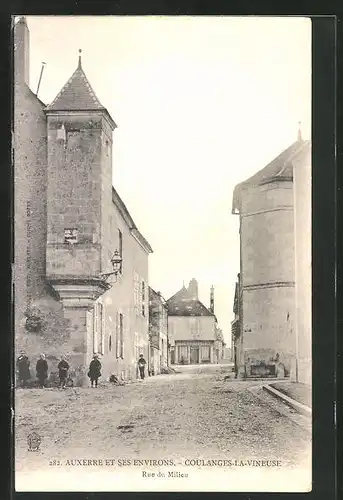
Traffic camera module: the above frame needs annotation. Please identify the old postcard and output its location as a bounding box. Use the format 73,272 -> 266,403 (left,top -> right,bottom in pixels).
13,15 -> 312,492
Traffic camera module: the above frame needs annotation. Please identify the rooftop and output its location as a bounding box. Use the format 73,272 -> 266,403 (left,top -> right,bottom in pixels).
232,138 -> 311,213
167,283 -> 215,318
45,51 -> 116,129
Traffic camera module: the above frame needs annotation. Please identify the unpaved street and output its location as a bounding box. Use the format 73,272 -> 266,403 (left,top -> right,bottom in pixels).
15,364 -> 311,476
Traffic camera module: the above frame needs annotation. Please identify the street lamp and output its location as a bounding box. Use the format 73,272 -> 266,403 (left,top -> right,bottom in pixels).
99,249 -> 122,283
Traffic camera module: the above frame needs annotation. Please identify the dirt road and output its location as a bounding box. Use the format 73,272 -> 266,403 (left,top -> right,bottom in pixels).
15,364 -> 311,476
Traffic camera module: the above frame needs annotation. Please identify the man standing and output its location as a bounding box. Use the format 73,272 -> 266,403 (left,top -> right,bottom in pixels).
88,354 -> 102,388
57,355 -> 70,389
138,353 -> 147,380
16,350 -> 31,388
36,354 -> 48,388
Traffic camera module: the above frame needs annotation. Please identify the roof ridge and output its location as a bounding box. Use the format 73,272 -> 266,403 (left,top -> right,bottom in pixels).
276,140 -> 309,177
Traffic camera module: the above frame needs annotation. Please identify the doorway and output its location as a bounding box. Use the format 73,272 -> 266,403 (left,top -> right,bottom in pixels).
190,346 -> 200,364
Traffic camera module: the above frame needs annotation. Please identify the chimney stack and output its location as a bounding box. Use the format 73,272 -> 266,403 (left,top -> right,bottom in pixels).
188,278 -> 198,300
210,285 -> 214,313
14,16 -> 30,87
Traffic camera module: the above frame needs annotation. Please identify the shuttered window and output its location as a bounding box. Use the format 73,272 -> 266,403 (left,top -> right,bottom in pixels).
134,273 -> 140,314
97,303 -> 104,355
116,312 -> 120,358
141,280 -> 145,316
116,312 -> 124,359
119,313 -> 124,359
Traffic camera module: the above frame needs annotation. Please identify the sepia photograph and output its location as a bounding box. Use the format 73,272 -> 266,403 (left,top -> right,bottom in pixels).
13,15 -> 312,492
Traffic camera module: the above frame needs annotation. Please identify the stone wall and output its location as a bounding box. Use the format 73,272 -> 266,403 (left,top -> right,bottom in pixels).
239,179 -> 295,377
46,114 -> 106,277
241,286 -> 295,376
14,20 -> 68,375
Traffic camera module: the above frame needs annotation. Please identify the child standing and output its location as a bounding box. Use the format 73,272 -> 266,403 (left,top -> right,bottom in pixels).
57,355 -> 70,389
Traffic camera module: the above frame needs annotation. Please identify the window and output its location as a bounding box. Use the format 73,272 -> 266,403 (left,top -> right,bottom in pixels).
109,334 -> 112,352
134,273 -> 146,317
134,332 -> 140,361
134,273 -> 140,314
118,229 -> 123,273
119,313 -> 124,358
93,303 -> 104,355
141,280 -> 145,316
116,313 -> 120,358
116,312 -> 124,359
64,228 -> 78,244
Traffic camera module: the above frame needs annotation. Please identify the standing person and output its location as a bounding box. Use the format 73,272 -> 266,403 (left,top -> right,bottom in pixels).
138,353 -> 147,380
57,355 -> 69,389
88,354 -> 101,388
36,354 -> 48,388
16,350 -> 31,388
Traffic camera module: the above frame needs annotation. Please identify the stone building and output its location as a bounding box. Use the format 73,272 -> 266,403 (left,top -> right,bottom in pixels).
148,287 -> 168,375
214,326 -> 225,363
231,136 -> 311,381
167,279 -> 220,365
14,17 -> 153,385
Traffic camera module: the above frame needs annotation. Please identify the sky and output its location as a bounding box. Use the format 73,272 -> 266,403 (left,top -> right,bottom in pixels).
23,16 -> 311,345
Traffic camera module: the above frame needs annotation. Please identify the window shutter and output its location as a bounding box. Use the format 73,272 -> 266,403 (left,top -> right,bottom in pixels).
141,279 -> 145,316
116,311 -> 120,358
120,313 -> 124,359
93,304 -> 97,354
97,303 -> 103,355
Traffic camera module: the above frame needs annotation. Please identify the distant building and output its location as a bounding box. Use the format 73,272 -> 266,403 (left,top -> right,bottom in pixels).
148,288 -> 168,375
223,347 -> 232,362
167,279 -> 221,365
232,137 -> 311,381
214,327 -> 225,363
14,17 -> 153,385
231,274 -> 241,373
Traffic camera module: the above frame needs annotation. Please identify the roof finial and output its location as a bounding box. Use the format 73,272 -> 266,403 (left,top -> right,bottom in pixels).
78,49 -> 82,69
297,121 -> 302,141
17,16 -> 27,25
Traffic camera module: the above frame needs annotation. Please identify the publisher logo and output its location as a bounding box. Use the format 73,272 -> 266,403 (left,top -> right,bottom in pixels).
27,432 -> 41,452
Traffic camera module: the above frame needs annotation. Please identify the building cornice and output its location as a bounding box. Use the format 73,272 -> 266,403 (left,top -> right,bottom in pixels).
240,206 -> 293,218
45,108 -> 116,130
243,281 -> 295,291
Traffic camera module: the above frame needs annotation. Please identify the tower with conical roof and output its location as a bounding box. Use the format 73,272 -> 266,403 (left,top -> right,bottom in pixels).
45,52 -> 117,379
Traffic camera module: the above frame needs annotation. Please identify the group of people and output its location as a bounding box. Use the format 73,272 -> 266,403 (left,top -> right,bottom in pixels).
16,351 -> 71,389
16,351 -> 148,388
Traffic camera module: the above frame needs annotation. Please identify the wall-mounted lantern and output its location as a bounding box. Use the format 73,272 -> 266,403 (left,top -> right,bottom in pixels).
99,249 -> 122,283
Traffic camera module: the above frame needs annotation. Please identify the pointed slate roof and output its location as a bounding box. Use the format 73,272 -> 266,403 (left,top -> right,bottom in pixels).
46,53 -> 116,128
232,138 -> 311,213
167,285 -> 214,317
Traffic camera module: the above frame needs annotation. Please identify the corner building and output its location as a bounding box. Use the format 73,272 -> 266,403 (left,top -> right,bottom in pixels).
14,17 -> 152,385
232,138 -> 311,380
167,279 -> 218,365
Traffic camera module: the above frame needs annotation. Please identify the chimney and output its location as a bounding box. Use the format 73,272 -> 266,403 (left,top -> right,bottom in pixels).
210,285 -> 214,313
188,278 -> 198,300
14,16 -> 30,87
